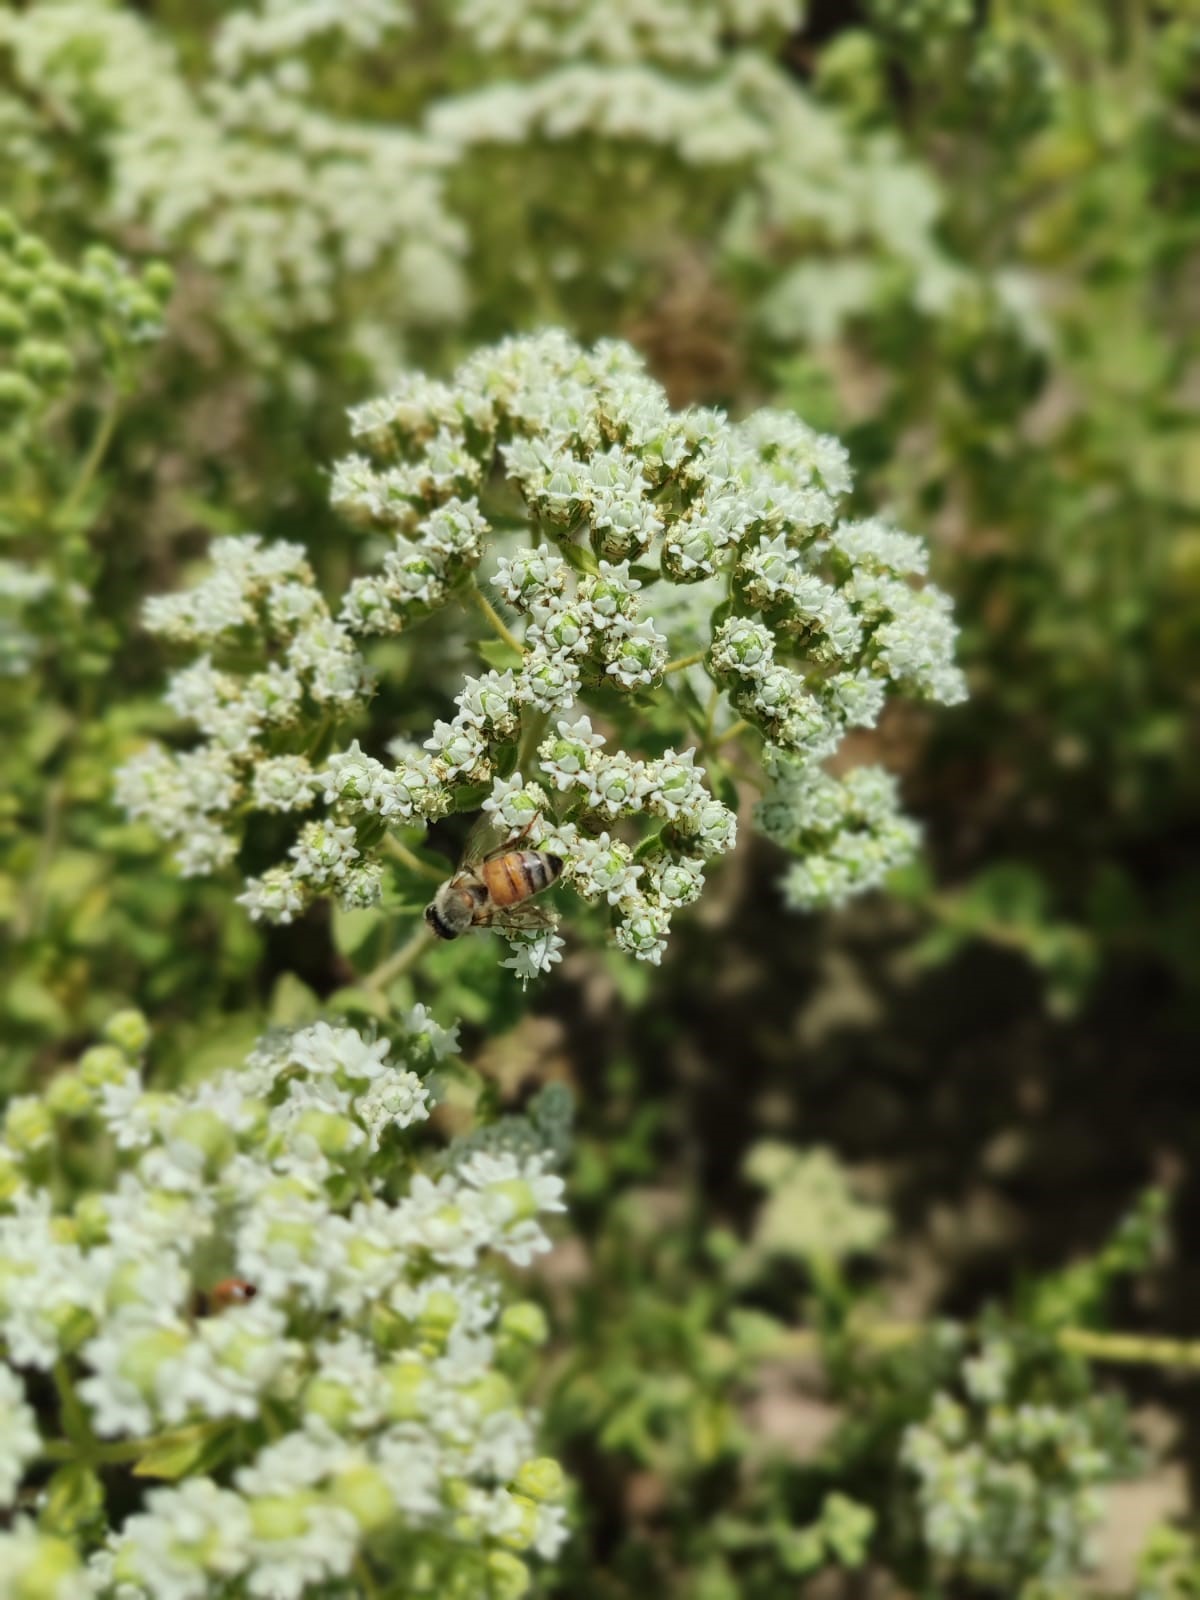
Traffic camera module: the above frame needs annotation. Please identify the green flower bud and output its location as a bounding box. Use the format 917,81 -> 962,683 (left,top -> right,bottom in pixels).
303,1376 -> 357,1431
47,1302 -> 96,1355
0,371 -> 37,418
513,1457 -> 566,1503
13,236 -> 49,270
5,1096 -> 52,1154
498,1301 -> 549,1350
461,1372 -> 514,1418
142,261 -> 175,301
486,1552 -> 532,1600
9,1533 -> 82,1600
489,1178 -> 538,1222
168,1108 -> 236,1173
103,1009 -> 151,1056
366,1301 -> 408,1351
292,1108 -> 360,1159
118,1326 -> 189,1396
45,1071 -> 94,1119
248,1492 -> 317,1542
74,1195 -> 110,1247
330,1463 -> 394,1532
0,296 -> 27,343
2,266 -> 36,300
78,1045 -> 128,1087
15,339 -> 73,385
27,286 -> 66,332
415,1288 -> 459,1350
496,1492 -> 539,1551
0,1157 -> 23,1208
381,1359 -> 428,1422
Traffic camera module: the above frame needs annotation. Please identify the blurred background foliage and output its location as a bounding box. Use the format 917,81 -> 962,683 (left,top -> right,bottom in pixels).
1,0 -> 1199,1595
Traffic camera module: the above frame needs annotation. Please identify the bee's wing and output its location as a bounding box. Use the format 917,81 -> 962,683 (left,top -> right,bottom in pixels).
461,809 -> 537,867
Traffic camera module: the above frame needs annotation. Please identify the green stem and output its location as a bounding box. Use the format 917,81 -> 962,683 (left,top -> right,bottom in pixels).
362,923 -> 434,992
718,718 -> 751,746
53,1361 -> 96,1453
470,583 -> 525,656
516,707 -> 549,774
383,835 -> 447,885
663,648 -> 706,675
58,396 -> 120,524
354,1554 -> 383,1600
773,1321 -> 1200,1372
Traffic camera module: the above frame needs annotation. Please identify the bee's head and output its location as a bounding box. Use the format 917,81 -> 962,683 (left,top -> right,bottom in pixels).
425,883 -> 473,940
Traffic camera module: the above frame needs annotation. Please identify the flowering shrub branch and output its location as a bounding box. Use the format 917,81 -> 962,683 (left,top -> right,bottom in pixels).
118,331 -> 966,983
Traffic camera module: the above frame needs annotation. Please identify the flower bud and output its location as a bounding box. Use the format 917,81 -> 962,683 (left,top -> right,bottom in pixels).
498,1301 -> 549,1351
74,1195 -> 109,1247
248,1492 -> 319,1542
78,1046 -> 129,1088
329,1463 -> 394,1532
103,1009 -> 151,1056
302,1376 -> 357,1431
513,1458 -> 566,1503
167,1108 -> 236,1173
496,1492 -> 539,1551
5,1097 -> 52,1155
486,1552 -> 532,1600
6,1532 -> 83,1600
415,1288 -> 459,1350
381,1358 -> 428,1422
45,1072 -> 93,1119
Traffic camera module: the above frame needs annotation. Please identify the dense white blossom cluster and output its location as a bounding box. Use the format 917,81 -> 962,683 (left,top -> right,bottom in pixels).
902,1338 -> 1119,1589
0,1 -> 463,335
441,0 -> 799,67
0,1011 -> 569,1599
1,0 -> 966,353
120,332 -> 964,960
114,536 -> 373,883
755,753 -> 922,911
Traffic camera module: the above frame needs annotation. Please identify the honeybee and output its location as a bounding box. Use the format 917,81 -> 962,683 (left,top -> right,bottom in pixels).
424,815 -> 563,940
190,1277 -> 258,1319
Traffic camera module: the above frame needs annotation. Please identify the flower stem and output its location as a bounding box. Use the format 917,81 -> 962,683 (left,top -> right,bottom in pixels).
58,395 -> 120,524
663,648 -> 706,675
383,835 -> 447,885
718,718 -> 751,745
773,1320 -> 1200,1372
470,583 -> 525,656
52,1362 -> 96,1452
362,923 -> 434,992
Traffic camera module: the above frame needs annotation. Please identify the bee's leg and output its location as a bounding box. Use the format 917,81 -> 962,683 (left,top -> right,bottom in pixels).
492,903 -> 560,933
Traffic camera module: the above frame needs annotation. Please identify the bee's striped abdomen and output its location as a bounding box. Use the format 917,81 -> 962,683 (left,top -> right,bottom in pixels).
480,850 -> 563,908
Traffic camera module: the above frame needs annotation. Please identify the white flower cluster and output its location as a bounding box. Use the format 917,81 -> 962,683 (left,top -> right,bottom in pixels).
120,332 -> 962,957
754,753 -> 922,911
901,1338 -> 1118,1590
0,1 -> 464,336
441,0 -> 799,68
334,330 -> 960,920
114,535 -> 372,882
0,1010 -> 569,1599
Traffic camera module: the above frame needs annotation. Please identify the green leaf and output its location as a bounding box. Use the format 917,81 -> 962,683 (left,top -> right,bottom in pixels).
268,973 -> 320,1027
477,638 -> 522,671
133,1427 -> 226,1480
40,1463 -> 103,1535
